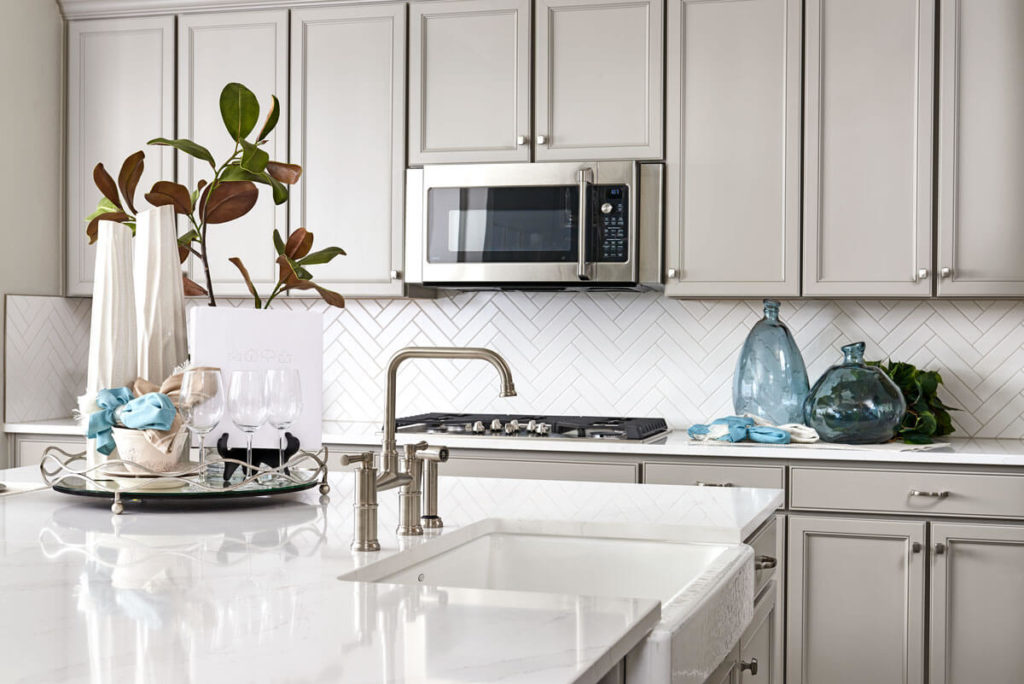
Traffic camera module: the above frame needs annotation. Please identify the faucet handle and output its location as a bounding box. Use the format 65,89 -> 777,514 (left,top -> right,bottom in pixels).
403,442 -> 449,463
341,451 -> 374,468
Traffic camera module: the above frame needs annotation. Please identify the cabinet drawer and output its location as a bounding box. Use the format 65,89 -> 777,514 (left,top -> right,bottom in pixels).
748,517 -> 778,596
645,462 -> 785,490
18,438 -> 86,467
791,466 -> 1024,519
442,457 -> 638,483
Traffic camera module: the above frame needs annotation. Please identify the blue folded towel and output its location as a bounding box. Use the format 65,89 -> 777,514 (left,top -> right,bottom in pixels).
687,416 -> 791,445
87,387 -> 177,455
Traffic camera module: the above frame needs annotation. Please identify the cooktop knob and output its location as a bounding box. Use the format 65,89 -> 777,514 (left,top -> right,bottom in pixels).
535,422 -> 551,436
490,419 -> 503,432
526,420 -> 537,433
505,419 -> 521,435
472,421 -> 486,434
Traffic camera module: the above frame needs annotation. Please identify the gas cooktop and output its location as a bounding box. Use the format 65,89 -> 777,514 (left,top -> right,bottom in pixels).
395,413 -> 669,442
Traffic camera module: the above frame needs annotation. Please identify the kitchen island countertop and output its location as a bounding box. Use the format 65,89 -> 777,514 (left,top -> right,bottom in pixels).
0,465 -> 781,683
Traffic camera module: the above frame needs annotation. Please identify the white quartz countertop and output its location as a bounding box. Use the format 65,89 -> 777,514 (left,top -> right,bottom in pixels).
0,466 -> 781,683
11,417 -> 1024,467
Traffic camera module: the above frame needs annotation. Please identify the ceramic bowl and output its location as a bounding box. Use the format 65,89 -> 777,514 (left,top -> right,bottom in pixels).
112,427 -> 190,474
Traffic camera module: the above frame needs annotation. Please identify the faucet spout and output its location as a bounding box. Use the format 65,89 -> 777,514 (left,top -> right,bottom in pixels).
378,347 -> 517,482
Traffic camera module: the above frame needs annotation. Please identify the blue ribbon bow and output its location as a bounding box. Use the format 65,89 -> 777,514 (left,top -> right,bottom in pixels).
86,387 -> 177,455
687,416 -> 791,445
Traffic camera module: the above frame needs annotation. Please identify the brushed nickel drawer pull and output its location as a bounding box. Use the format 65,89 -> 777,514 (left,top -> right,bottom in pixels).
910,489 -> 949,499
695,481 -> 734,487
754,555 -> 777,570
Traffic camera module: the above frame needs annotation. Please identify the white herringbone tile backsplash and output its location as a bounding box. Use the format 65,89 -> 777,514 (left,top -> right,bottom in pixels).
7,293 -> 1024,438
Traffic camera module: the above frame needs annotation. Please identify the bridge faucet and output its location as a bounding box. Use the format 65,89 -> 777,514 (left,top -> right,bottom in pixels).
345,347 -> 517,551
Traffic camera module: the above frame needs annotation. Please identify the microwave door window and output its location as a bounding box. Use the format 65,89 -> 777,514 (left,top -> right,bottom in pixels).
427,187 -> 579,263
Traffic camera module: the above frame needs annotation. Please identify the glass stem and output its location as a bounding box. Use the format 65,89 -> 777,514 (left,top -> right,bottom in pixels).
278,429 -> 285,468
246,432 -> 254,476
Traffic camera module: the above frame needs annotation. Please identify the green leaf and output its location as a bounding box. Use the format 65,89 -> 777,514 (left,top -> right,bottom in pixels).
256,95 -> 280,141
902,433 -> 934,445
148,137 -> 216,170
266,172 -> 288,204
85,197 -> 120,222
177,229 -> 199,246
273,229 -> 286,255
298,246 -> 347,266
220,165 -> 264,183
240,140 -> 270,174
291,258 -> 313,281
219,83 -> 260,142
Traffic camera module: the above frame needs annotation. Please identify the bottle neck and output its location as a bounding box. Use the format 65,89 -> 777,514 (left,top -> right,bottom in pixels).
842,342 -> 866,365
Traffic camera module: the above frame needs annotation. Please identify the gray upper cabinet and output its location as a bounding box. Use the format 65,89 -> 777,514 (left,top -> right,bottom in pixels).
664,0 -> 801,297
533,0 -> 663,162
936,0 -> 1024,296
802,0 -> 935,297
178,10 -> 288,298
929,522 -> 1024,684
290,4 -> 406,297
66,16 -> 175,297
409,0 -> 532,165
787,515 -> 926,684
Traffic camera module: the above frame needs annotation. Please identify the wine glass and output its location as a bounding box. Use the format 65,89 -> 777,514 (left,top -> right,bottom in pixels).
179,368 -> 225,479
267,369 -> 303,469
228,370 -> 269,478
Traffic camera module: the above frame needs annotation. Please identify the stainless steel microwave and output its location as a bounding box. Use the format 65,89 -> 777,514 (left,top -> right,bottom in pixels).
404,161 -> 663,289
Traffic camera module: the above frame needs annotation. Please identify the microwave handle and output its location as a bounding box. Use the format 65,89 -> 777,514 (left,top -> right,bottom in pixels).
577,168 -> 594,280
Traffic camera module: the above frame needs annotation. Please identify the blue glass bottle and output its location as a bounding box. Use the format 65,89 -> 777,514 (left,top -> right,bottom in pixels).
733,299 -> 810,425
803,341 -> 907,444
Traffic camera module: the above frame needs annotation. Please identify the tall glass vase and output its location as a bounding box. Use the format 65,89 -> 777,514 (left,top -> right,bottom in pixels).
733,299 -> 809,425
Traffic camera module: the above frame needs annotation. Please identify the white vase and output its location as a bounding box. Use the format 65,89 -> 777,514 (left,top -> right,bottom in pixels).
84,221 -> 138,467
134,205 -> 188,385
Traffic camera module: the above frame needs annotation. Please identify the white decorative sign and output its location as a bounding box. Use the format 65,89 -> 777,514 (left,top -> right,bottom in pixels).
188,307 -> 323,450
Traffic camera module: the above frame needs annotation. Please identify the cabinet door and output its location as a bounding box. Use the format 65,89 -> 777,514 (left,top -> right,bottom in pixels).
936,0 -> 1024,296
533,0 -> 662,161
664,0 -> 801,297
787,516 -> 926,684
409,0 -> 531,164
290,4 -> 406,297
929,522 -> 1024,684
178,10 -> 288,298
66,17 -> 175,296
802,0 -> 935,297
740,583 -> 778,684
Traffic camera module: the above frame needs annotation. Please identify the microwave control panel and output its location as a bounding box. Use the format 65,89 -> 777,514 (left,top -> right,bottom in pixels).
595,185 -> 628,262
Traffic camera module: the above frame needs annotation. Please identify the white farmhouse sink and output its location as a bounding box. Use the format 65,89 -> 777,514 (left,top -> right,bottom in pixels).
341,519 -> 754,683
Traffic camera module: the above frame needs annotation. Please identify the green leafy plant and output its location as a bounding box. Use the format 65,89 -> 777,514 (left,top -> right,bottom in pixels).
867,359 -> 957,444
86,82 -> 345,309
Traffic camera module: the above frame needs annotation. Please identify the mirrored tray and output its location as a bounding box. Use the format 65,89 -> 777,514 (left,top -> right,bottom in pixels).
40,446 -> 331,514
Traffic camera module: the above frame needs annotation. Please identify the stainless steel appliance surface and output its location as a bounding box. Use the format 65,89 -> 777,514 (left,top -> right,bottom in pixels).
405,161 -> 664,289
395,413 -> 670,443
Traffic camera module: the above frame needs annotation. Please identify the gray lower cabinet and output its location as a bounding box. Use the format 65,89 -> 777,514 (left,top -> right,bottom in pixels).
936,0 -> 1024,296
928,522 -> 1024,684
664,0 -> 801,297
441,456 -> 638,483
786,515 -> 926,684
739,583 -> 778,684
11,436 -> 86,468
289,4 -> 407,297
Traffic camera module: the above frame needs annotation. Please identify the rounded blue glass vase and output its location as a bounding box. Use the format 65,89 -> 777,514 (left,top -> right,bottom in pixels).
803,341 -> 907,444
732,300 -> 810,425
